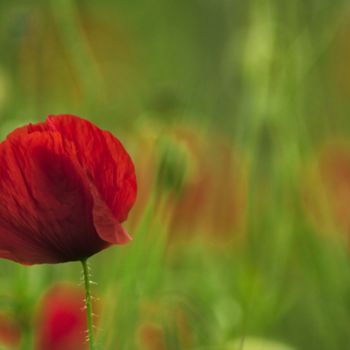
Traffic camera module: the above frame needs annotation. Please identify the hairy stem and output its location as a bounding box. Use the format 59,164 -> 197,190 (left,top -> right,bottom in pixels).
81,259 -> 95,350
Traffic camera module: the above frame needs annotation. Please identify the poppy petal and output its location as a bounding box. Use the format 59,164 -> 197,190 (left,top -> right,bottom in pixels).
89,183 -> 132,244
46,115 -> 137,223
0,131 -> 107,264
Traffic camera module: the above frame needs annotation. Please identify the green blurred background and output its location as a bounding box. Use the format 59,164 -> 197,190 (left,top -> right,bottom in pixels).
1,0 -> 350,349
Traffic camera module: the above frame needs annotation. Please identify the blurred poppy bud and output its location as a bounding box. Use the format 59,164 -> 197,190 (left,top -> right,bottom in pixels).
156,136 -> 192,197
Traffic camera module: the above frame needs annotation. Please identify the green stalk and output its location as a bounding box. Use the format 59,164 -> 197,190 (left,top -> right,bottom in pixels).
81,259 -> 95,350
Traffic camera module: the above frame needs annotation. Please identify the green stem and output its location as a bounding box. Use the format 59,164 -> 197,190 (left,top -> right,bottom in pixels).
81,259 -> 95,350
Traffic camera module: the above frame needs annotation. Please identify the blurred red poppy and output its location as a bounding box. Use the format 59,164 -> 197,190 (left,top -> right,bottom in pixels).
0,314 -> 21,349
303,141 -> 350,240
138,323 -> 166,350
0,115 -> 137,265
137,301 -> 193,350
35,283 -> 95,350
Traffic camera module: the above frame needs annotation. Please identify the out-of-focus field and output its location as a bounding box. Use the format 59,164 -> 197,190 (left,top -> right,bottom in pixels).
1,0 -> 350,349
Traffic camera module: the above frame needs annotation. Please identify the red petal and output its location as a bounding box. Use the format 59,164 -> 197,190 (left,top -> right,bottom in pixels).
0,131 -> 108,264
89,182 -> 132,244
6,122 -> 47,140
46,115 -> 137,224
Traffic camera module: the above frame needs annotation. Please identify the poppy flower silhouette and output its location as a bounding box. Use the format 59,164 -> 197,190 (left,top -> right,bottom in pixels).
0,114 -> 137,265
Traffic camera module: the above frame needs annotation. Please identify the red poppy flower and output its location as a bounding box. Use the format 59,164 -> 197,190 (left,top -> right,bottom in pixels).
35,283 -> 95,350
0,115 -> 137,264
